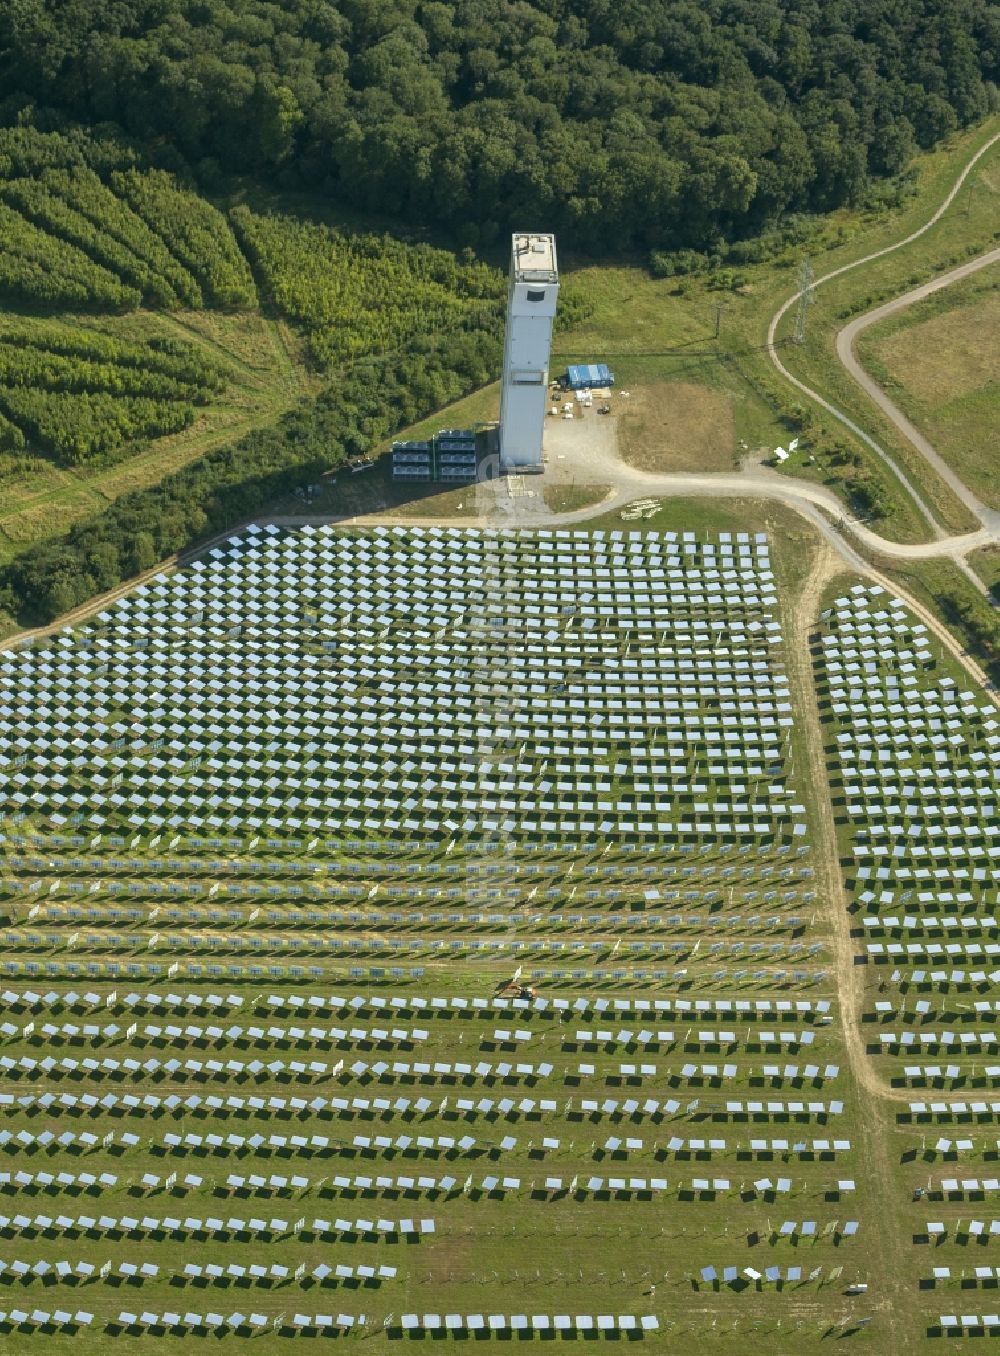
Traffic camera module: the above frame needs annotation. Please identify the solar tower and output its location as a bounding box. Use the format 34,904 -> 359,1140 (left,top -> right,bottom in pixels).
498,232 -> 559,471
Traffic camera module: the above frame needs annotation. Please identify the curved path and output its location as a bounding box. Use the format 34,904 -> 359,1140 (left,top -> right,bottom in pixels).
499,461 -> 992,561
837,246 -> 1000,533
7,450 -> 995,696
767,128 -> 1000,540
495,460 -> 998,696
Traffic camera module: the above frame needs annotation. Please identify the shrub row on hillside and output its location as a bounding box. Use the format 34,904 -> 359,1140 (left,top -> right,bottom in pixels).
1,328 -> 500,623
0,200 -> 140,309
231,206 -> 503,368
0,321 -> 226,466
0,410 -> 26,453
0,170 -> 203,309
114,170 -> 256,310
0,341 -> 220,405
0,388 -> 195,465
2,319 -> 226,386
0,129 -> 255,313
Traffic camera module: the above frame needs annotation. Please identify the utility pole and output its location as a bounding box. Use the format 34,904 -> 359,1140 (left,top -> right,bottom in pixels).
793,257 -> 814,344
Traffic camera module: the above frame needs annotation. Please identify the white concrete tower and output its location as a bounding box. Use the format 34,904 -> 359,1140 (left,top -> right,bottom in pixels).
499,232 -> 558,471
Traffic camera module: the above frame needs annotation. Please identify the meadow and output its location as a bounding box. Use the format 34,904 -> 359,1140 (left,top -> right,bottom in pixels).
856,268 -> 1000,510
552,117 -> 1000,544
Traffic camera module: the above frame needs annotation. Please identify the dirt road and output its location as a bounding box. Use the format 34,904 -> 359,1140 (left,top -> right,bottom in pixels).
836,247 -> 1000,533
766,127 -> 1000,540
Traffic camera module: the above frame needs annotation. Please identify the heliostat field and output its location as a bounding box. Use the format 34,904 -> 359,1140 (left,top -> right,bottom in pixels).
0,525 -> 863,1349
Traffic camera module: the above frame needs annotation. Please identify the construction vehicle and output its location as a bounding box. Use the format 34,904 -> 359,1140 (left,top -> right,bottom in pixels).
493,976 -> 538,1000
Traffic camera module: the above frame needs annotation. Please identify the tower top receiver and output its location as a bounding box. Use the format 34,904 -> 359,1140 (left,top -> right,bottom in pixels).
512,233 -> 558,283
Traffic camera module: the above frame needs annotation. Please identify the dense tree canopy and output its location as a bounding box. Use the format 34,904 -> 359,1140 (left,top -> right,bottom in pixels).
0,1 -> 995,251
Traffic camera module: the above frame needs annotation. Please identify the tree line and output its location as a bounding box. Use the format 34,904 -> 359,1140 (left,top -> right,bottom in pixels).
0,0 -> 995,252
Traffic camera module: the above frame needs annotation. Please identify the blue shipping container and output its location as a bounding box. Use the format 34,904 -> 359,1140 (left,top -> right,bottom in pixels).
564,363 -> 615,389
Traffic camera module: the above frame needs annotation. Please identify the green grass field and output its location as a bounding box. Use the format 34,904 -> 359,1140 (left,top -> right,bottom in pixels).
856,267 -> 1000,509
552,272 -> 790,469
614,379 -> 740,473
970,546 -> 1000,600
762,122 -> 1000,539
541,482 -> 612,513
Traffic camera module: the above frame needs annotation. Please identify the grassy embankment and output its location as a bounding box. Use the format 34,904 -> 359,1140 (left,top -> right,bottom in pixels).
855,265 -> 999,510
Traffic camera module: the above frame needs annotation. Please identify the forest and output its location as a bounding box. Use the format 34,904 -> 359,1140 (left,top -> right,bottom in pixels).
0,0 -> 996,251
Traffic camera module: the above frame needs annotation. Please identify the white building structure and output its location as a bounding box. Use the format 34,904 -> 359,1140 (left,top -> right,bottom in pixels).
499,232 -> 558,471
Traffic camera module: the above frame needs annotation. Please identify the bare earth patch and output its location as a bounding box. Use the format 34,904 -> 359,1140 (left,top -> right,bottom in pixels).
871,290 -> 1000,405
542,482 -> 611,513
616,380 -> 737,473
865,285 -> 1000,507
